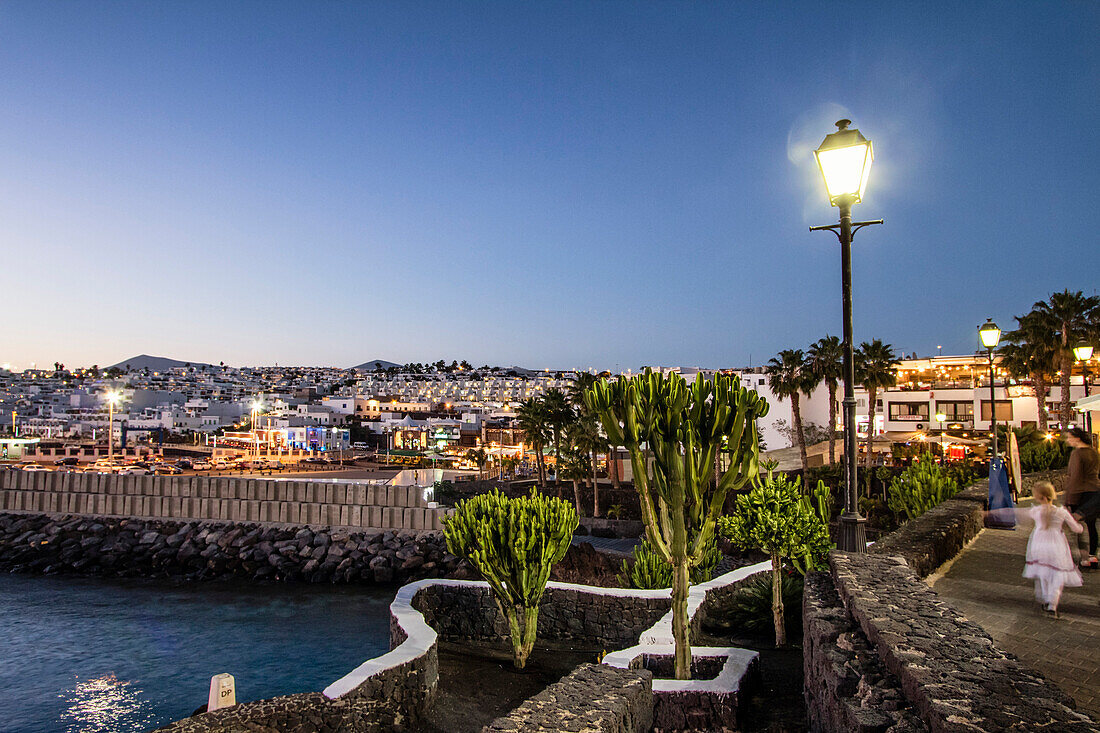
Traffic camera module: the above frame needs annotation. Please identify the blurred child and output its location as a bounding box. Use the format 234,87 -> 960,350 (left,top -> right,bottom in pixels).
1021,481 -> 1084,616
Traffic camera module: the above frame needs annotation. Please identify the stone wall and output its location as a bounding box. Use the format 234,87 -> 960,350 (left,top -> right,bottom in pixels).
867,483 -> 987,578
804,480 -> 1099,732
0,469 -> 447,531
482,663 -> 653,733
0,513 -> 475,584
154,692 -> 407,733
413,582 -> 671,648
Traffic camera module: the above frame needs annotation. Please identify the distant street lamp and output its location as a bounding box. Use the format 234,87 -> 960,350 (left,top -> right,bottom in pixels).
1074,340 -> 1093,433
106,391 -> 121,461
978,319 -> 1001,458
935,411 -> 947,461
810,119 -> 883,553
250,398 -> 263,459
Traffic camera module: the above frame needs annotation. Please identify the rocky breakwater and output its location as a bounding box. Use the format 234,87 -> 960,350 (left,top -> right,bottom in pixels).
0,512 -> 478,585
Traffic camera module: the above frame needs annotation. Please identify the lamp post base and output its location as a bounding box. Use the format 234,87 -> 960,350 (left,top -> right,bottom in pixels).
836,512 -> 868,553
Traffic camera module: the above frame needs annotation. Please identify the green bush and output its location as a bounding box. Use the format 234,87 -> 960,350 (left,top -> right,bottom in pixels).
619,534 -> 719,589
1019,439 -> 1071,472
725,571 -> 803,635
886,459 -> 959,521
443,489 -> 578,669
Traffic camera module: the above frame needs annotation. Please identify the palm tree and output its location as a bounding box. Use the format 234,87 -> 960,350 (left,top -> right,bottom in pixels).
541,388 -> 574,488
766,349 -> 813,486
516,398 -> 550,486
808,335 -> 843,465
1030,290 -> 1100,428
566,413 -> 605,516
1000,311 -> 1059,432
855,340 -> 900,487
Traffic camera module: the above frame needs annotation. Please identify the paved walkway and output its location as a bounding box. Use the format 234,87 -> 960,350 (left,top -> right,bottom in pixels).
931,514 -> 1100,720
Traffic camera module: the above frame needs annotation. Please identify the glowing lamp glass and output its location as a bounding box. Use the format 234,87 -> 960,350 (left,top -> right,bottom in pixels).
1074,342 -> 1094,361
978,320 -> 1001,349
814,120 -> 874,205
935,412 -> 947,422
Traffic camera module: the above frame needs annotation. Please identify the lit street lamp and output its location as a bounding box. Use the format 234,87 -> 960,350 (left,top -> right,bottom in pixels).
810,119 -> 882,553
1074,340 -> 1093,433
250,398 -> 263,459
978,319 -> 1001,459
935,411 -> 947,461
106,391 -> 121,462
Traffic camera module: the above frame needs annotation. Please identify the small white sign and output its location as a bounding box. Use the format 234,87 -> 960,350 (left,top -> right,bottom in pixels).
208,673 -> 236,711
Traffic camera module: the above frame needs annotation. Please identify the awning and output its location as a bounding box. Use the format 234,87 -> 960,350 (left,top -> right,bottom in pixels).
1075,394 -> 1100,412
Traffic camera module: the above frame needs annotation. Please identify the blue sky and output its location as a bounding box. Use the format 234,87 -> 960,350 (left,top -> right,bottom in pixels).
2,2 -> 1097,371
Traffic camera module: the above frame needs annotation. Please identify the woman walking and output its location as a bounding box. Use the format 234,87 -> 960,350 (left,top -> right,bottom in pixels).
1064,427 -> 1099,569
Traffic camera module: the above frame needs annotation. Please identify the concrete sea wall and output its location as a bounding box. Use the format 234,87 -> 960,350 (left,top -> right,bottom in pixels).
0,469 -> 447,531
0,513 -> 473,584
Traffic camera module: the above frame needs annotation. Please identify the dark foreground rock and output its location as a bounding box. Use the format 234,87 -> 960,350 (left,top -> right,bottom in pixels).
0,512 -> 476,584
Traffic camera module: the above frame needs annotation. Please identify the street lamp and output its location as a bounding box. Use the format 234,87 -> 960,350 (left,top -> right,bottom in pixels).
250,399 -> 263,459
810,119 -> 882,553
935,411 -> 947,462
1074,340 -> 1093,433
978,319 -> 1001,458
106,391 -> 121,462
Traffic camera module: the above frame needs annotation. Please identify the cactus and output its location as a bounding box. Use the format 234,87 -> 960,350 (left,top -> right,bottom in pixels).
719,472 -> 832,645
443,489 -> 578,669
619,533 -> 720,590
585,370 -> 769,679
886,459 -> 959,521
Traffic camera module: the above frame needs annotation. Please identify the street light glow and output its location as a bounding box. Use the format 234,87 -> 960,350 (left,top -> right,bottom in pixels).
978,319 -> 1001,349
814,119 -> 874,205
106,390 -> 121,404
1074,341 -> 1094,361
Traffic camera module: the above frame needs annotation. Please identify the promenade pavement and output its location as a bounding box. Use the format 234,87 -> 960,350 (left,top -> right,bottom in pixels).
930,512 -> 1100,720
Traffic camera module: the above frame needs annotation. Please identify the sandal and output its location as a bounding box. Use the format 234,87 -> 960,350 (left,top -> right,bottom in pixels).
1080,557 -> 1099,569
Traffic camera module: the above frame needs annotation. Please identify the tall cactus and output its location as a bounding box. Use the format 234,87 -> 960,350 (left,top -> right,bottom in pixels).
585,370 -> 769,679
443,489 -> 578,669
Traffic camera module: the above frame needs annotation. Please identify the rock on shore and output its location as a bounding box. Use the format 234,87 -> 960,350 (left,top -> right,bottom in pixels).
0,513 -> 477,585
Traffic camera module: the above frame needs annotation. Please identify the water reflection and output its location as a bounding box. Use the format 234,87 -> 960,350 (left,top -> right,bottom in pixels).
58,673 -> 157,733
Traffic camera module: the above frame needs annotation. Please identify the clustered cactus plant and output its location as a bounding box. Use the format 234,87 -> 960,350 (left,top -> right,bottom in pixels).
443,489 -> 578,669
619,533 -> 719,590
886,459 -> 959,521
585,370 -> 769,679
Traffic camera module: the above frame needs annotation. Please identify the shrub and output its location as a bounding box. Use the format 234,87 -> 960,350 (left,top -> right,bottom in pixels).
886,459 -> 959,521
619,534 -> 720,590
725,571 -> 803,635
443,489 -> 578,669
1019,439 -> 1071,472
719,472 -> 831,645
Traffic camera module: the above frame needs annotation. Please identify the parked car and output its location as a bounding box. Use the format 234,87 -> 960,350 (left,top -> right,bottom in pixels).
192,460 -> 212,470
267,460 -> 285,470
53,456 -> 79,466
117,466 -> 151,476
19,463 -> 52,472
153,464 -> 182,475
175,459 -> 193,469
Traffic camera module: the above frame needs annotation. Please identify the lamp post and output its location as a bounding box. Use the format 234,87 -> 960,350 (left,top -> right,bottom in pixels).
106,391 -> 120,462
935,411 -> 947,462
250,399 -> 263,460
1074,340 -> 1093,434
810,119 -> 882,553
978,319 -> 1001,459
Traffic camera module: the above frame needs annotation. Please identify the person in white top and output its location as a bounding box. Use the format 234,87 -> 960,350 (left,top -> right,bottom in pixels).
989,480 -> 1084,617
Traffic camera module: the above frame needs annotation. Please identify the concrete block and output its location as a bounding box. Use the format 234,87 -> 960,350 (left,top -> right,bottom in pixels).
365,506 -> 382,528
381,506 -> 398,529
347,505 -> 362,527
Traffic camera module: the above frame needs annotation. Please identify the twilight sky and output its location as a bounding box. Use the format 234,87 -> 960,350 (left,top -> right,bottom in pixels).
2,2 -> 1097,371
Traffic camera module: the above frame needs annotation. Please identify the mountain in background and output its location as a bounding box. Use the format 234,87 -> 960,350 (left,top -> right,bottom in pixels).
351,359 -> 402,371
108,355 -> 217,372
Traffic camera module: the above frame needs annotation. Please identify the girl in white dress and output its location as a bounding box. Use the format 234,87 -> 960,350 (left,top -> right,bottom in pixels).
1021,481 -> 1084,616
